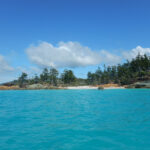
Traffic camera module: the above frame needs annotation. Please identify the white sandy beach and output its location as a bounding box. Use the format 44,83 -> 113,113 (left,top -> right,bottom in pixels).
66,86 -> 125,89
66,86 -> 98,89
104,86 -> 125,89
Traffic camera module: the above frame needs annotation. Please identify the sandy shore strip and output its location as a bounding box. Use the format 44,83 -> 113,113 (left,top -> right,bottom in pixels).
66,86 -> 125,89
104,86 -> 125,89
66,86 -> 98,89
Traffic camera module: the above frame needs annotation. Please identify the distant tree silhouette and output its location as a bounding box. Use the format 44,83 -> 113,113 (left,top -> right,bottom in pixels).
61,70 -> 76,84
18,72 -> 28,88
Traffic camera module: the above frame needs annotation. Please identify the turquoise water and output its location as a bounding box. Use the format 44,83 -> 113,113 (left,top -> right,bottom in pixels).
0,89 -> 150,150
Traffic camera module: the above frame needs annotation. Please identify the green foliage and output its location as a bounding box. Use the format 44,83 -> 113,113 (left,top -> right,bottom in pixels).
18,72 -> 28,88
87,54 -> 150,85
61,69 -> 76,84
14,54 -> 150,87
49,68 -> 59,86
39,68 -> 59,85
40,68 -> 49,82
34,74 -> 40,84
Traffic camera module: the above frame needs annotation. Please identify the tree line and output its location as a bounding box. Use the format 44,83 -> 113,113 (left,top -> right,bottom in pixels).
16,68 -> 76,88
87,54 -> 150,85
12,54 -> 150,87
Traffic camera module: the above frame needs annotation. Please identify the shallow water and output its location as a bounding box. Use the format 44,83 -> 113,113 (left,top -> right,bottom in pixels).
0,89 -> 150,150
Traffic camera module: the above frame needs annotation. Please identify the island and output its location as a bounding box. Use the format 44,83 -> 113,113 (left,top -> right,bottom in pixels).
0,54 -> 150,90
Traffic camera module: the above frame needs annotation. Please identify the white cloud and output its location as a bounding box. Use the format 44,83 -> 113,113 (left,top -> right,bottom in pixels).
26,41 -> 121,68
17,66 -> 41,76
2,44 -> 150,83
99,50 -> 122,65
123,46 -> 150,60
0,55 -> 14,73
0,54 -> 15,83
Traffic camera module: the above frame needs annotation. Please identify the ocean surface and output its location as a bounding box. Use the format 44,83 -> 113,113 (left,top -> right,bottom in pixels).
0,89 -> 150,150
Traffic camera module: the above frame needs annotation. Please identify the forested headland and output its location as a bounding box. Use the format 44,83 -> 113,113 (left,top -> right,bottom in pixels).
1,54 -> 150,89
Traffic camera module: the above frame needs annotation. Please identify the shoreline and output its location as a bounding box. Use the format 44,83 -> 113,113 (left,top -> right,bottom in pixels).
2,83 -> 150,90
0,85 -> 125,90
66,86 -> 125,89
66,86 -> 97,89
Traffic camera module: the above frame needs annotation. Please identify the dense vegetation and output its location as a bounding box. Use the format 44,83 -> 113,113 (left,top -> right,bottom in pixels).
87,54 -> 150,85
4,54 -> 150,88
12,68 -> 78,88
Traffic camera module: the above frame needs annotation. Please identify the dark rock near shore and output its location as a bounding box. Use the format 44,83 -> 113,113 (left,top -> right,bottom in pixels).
126,81 -> 150,88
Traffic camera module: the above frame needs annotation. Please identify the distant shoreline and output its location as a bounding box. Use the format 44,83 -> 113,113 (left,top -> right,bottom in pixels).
0,84 -> 125,90
66,86 -> 125,90
1,82 -> 150,90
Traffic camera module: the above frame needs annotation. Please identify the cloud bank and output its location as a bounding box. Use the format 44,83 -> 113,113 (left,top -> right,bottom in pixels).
123,46 -> 150,60
1,42 -> 150,83
0,55 -> 14,73
26,41 -> 121,68
0,54 -> 15,83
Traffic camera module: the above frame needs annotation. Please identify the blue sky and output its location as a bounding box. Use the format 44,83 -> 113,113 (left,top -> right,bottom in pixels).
1,0 -> 150,82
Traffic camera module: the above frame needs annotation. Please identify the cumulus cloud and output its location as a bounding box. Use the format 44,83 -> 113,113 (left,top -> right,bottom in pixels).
0,55 -> 14,73
26,41 -> 121,68
0,55 -> 15,83
123,46 -> 150,60
99,50 -> 122,65
17,66 -> 41,76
